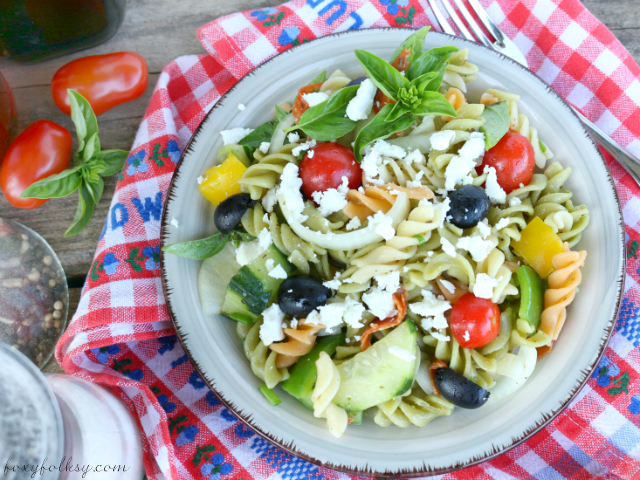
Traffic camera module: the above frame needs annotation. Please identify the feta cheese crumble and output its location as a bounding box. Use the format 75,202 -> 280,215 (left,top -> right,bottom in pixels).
306,297 -> 365,333
368,139 -> 406,159
268,264 -> 288,279
443,132 -> 486,191
440,237 -> 457,257
345,217 -> 361,231
476,219 -> 491,239
260,304 -> 285,346
287,132 -> 300,143
361,149 -> 383,185
323,272 -> 342,290
440,279 -> 456,294
220,127 -> 253,145
495,218 -> 510,230
279,163 -> 308,222
363,287 -> 397,319
237,103 -> 246,111
430,130 -> 456,151
170,217 -> 179,228
346,78 -> 376,121
374,271 -> 400,293
457,131 -> 485,162
368,211 -> 395,240
265,259 -> 274,271
404,149 -> 425,165
463,330 -> 470,342
431,331 -> 451,342
474,273 -> 499,299
236,227 -> 271,266
258,228 -> 272,249
262,187 -> 277,213
307,149 -> 315,158
302,91 -> 329,108
291,138 -> 317,157
388,346 -> 416,361
259,141 -> 270,154
311,176 -> 349,216
483,166 -> 507,204
405,170 -> 425,188
509,196 -> 522,207
456,235 -> 495,262
197,175 -> 204,185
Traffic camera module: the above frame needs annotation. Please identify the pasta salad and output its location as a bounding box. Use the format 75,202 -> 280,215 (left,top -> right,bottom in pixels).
164,27 -> 589,437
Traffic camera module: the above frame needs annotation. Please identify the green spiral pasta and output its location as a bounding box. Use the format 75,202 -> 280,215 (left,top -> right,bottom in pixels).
374,393 -> 454,427
238,143 -> 298,200
475,248 -> 519,304
241,319 -> 289,389
441,48 -> 479,93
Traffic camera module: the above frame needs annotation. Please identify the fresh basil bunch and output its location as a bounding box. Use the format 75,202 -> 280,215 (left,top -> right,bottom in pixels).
352,27 -> 460,161
21,90 -> 128,237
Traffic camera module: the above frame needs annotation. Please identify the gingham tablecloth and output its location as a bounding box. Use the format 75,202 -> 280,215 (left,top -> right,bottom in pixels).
55,1 -> 640,479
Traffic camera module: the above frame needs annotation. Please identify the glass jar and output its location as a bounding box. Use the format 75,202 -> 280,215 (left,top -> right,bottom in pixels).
0,0 -> 126,64
0,70 -> 17,161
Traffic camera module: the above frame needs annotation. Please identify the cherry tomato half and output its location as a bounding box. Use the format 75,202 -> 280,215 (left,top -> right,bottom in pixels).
450,293 -> 501,349
51,51 -> 148,116
477,132 -> 535,194
0,120 -> 72,209
299,143 -> 362,199
292,82 -> 323,122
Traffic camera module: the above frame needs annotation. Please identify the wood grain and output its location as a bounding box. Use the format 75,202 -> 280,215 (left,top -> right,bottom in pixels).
1,1 -> 638,374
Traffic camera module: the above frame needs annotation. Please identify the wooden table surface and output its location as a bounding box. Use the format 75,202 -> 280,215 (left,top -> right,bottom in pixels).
1,0 -> 638,375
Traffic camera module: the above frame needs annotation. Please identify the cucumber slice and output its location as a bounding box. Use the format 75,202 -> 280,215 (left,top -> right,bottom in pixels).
221,244 -> 295,323
281,333 -> 345,409
334,320 -> 420,411
198,242 -> 240,315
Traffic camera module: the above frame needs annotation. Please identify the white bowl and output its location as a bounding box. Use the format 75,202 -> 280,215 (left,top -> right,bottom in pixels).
160,28 -> 625,477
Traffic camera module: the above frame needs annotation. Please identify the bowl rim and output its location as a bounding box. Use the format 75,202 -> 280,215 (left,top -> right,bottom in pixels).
160,27 -> 626,477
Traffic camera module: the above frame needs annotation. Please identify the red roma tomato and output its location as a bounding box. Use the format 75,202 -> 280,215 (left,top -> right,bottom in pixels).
0,120 -> 72,209
51,52 -> 148,116
477,132 -> 535,194
292,82 -> 323,122
299,143 -> 362,199
450,293 -> 501,349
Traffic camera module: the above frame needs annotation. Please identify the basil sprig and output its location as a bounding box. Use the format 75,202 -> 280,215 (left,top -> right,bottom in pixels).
162,229 -> 255,260
21,90 -> 128,237
479,101 -> 510,150
286,85 -> 360,141
351,28 -> 460,161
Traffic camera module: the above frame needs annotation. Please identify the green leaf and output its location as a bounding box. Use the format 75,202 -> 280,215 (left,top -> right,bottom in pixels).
95,149 -> 128,177
539,139 -> 547,153
384,102 -> 411,123
389,26 -> 430,70
411,70 -> 443,95
353,103 -> 415,161
308,70 -> 327,85
68,89 -> 99,155
65,185 -> 96,238
239,119 -> 278,148
291,85 -> 359,141
86,176 -> 104,206
275,104 -> 288,122
354,50 -> 409,101
230,230 -> 257,243
411,91 -> 458,117
162,232 -> 229,260
83,132 -> 99,162
406,46 -> 458,81
479,101 -> 510,150
20,166 -> 83,199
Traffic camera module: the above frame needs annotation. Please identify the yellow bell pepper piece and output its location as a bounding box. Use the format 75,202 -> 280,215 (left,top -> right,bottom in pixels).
199,154 -> 246,206
512,217 -> 564,278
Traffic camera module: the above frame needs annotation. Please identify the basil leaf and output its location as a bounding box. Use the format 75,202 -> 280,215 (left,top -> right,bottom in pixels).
384,102 -> 410,123
308,71 -> 327,85
353,103 -> 415,161
83,132 -> 100,162
230,230 -> 257,243
65,184 -> 95,238
68,89 -> 99,155
20,166 -> 83,199
85,176 -> 104,206
479,101 -> 510,150
406,46 -> 458,82
412,70 -> 443,95
389,26 -> 430,70
95,149 -> 128,177
411,91 -> 458,118
162,232 -> 229,260
354,50 -> 409,101
239,119 -> 278,148
275,104 -> 288,122
292,85 -> 359,141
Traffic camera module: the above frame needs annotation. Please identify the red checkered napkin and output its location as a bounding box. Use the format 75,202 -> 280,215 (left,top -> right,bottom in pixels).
56,1 -> 640,479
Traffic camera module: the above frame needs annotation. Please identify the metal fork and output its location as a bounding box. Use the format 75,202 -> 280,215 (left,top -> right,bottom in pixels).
427,0 -> 640,185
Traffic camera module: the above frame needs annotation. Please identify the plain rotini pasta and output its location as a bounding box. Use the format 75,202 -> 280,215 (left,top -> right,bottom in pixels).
441,48 -> 478,93
312,352 -> 348,437
238,143 -> 298,200
374,392 -> 454,427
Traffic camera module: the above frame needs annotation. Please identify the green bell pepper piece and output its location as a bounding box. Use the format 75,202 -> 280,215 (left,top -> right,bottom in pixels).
281,333 -> 346,409
516,265 -> 545,331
